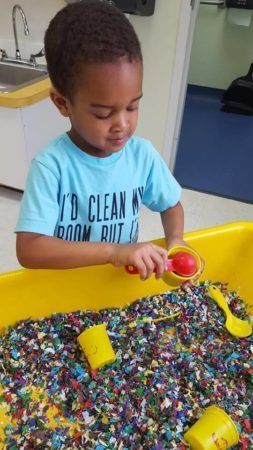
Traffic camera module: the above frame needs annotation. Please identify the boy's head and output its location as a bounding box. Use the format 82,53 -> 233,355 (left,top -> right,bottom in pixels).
44,0 -> 142,100
44,0 -> 143,157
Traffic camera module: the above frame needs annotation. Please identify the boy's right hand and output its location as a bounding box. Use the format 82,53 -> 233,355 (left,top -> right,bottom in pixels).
110,242 -> 168,281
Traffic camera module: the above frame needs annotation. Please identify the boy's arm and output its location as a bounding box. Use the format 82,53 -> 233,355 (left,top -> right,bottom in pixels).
16,232 -> 168,280
160,201 -> 185,250
16,232 -> 116,268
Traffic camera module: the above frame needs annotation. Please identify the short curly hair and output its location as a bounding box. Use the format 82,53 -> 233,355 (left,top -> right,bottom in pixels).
44,0 -> 142,99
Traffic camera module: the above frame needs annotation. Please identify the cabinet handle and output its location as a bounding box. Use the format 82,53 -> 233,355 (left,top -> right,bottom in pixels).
200,1 -> 225,5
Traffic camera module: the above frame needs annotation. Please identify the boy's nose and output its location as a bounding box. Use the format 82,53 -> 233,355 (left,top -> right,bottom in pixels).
111,113 -> 128,132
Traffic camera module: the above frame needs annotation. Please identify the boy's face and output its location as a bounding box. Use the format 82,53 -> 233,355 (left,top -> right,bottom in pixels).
51,57 -> 143,157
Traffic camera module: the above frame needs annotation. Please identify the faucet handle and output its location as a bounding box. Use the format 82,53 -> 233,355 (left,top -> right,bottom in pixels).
0,48 -> 8,60
30,47 -> 45,65
31,48 -> 45,58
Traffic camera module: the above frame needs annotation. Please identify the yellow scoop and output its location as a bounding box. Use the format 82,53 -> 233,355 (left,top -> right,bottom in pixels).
208,285 -> 252,338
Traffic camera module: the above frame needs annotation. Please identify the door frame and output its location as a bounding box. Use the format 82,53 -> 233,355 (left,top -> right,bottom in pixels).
163,0 -> 200,171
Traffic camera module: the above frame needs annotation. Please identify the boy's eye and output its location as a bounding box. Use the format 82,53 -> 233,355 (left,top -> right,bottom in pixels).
127,101 -> 140,112
94,113 -> 112,120
93,103 -> 139,120
127,106 -> 138,112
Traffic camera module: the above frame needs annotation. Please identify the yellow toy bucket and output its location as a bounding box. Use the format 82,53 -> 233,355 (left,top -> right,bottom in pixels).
77,324 -> 116,370
184,406 -> 239,450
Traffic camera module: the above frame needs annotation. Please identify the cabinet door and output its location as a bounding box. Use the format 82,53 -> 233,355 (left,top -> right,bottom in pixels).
0,107 -> 28,190
20,97 -> 68,163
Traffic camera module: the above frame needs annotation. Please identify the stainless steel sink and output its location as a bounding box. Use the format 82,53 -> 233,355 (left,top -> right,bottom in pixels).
0,61 -> 48,93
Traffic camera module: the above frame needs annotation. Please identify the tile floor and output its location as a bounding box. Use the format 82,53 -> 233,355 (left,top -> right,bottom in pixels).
174,85 -> 253,204
0,185 -> 252,273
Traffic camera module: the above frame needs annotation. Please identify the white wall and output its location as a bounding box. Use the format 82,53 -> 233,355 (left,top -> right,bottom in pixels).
130,1 -> 182,155
0,0 -> 183,159
0,0 -> 64,38
188,5 -> 253,90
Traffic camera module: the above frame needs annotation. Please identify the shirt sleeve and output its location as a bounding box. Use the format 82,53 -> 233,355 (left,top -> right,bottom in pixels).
142,146 -> 182,212
15,160 -> 60,236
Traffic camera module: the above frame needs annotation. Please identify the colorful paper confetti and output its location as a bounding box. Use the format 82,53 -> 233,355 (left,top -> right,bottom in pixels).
0,282 -> 252,449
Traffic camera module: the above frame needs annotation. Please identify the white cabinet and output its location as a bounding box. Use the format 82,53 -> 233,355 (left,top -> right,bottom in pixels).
0,107 -> 27,190
0,98 -> 68,190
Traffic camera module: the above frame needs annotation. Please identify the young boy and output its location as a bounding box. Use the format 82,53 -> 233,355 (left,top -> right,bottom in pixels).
15,0 -> 195,281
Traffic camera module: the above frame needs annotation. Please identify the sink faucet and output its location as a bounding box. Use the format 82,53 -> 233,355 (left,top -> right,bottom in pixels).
0,4 -> 45,68
12,4 -> 29,60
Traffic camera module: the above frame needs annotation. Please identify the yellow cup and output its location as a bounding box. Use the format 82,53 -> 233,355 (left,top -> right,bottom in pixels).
77,324 -> 116,370
162,245 -> 202,288
184,406 -> 239,450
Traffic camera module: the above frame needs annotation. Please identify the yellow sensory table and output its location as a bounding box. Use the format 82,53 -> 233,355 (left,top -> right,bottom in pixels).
0,221 -> 252,330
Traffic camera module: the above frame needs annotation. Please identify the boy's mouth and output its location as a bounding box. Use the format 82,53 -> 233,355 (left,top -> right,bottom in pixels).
108,136 -> 128,146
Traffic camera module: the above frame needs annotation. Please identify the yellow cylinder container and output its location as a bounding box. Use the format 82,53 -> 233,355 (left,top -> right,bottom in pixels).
184,406 -> 239,450
162,245 -> 202,288
77,324 -> 116,370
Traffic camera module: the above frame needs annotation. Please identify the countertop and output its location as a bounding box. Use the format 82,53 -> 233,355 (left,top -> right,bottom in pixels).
0,78 -> 51,108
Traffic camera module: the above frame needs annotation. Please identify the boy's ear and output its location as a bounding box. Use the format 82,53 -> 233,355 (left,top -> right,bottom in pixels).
50,88 -> 71,117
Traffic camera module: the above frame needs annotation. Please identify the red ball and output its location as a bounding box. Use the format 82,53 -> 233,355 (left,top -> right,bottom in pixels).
172,252 -> 197,276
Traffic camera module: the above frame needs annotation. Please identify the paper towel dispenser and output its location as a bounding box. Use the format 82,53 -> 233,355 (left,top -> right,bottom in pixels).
226,0 -> 253,8
111,0 -> 155,16
65,0 -> 156,15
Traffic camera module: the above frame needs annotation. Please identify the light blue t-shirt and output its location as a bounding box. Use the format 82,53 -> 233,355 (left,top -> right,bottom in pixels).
15,133 -> 181,244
